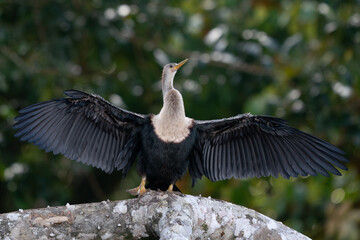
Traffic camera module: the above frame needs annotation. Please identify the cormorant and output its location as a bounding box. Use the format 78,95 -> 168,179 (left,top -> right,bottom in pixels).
13,59 -> 348,195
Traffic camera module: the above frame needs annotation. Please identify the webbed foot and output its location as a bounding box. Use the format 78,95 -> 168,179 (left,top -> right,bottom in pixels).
126,176 -> 147,196
167,184 -> 174,192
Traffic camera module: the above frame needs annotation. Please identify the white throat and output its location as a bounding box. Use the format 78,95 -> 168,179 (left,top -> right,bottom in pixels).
152,90 -> 192,143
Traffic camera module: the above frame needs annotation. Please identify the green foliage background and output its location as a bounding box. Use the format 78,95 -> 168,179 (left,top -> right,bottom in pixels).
1,0 -> 359,239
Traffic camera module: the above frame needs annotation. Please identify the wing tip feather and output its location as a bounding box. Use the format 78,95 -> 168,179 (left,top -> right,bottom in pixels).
64,90 -> 88,98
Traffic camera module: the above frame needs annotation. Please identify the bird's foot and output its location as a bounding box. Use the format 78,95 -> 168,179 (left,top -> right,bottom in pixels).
166,184 -> 182,195
126,185 -> 147,196
167,184 -> 174,193
126,176 -> 147,196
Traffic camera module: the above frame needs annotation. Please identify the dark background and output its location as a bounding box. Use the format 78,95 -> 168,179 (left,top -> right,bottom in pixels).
0,1 -> 359,239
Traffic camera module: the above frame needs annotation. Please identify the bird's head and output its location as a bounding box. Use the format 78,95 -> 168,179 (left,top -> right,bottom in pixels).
164,58 -> 188,73
162,59 -> 188,96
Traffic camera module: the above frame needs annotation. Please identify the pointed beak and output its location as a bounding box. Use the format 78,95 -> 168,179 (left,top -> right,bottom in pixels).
173,59 -> 188,71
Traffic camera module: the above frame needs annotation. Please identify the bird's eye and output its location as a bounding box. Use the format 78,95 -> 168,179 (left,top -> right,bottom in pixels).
169,65 -> 173,68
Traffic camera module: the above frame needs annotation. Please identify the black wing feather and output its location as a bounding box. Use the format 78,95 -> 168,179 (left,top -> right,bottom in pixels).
190,113 -> 348,182
13,90 -> 144,174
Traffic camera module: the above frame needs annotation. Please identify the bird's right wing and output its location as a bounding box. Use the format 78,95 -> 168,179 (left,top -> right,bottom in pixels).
13,90 -> 145,174
189,113 -> 348,183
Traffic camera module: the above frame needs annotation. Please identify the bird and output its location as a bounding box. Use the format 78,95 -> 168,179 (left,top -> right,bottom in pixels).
13,58 -> 348,196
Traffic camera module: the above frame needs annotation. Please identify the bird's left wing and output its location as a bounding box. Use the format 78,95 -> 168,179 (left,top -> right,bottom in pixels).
189,113 -> 348,183
13,90 -> 145,174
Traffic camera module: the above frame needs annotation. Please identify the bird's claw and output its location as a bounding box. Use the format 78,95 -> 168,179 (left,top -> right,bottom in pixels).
127,176 -> 147,196
126,185 -> 147,196
167,184 -> 174,192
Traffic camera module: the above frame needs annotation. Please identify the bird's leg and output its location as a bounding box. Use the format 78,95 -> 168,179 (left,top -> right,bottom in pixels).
127,176 -> 147,196
167,184 -> 174,192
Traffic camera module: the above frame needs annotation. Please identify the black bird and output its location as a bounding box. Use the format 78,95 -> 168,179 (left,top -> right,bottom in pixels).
13,59 -> 348,195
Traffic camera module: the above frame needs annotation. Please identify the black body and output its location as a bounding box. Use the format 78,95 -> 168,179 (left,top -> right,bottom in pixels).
13,90 -> 349,192
138,117 -> 196,190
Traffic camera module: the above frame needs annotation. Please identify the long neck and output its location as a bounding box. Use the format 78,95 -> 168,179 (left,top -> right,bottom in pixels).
159,89 -> 186,120
162,71 -> 175,101
153,89 -> 191,143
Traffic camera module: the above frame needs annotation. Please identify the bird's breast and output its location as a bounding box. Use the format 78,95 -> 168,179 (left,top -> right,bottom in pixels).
151,115 -> 193,143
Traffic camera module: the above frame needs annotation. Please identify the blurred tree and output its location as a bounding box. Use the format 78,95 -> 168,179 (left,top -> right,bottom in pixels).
0,0 -> 359,239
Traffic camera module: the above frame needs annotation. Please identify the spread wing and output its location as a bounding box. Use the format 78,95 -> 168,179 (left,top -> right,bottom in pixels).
13,90 -> 145,174
189,113 -> 348,183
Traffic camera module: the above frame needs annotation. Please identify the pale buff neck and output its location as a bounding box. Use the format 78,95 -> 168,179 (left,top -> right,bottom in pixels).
159,89 -> 186,121
152,89 -> 191,143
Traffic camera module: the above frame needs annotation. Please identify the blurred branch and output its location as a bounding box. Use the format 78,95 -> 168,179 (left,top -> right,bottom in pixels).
0,191 -> 309,239
167,49 -> 274,76
208,59 -> 274,76
0,46 -> 36,74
